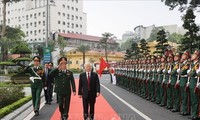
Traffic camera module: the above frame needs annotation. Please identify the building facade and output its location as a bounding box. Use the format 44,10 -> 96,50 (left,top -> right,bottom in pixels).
0,0 -> 87,48
134,24 -> 186,40
66,50 -> 124,69
57,33 -> 119,50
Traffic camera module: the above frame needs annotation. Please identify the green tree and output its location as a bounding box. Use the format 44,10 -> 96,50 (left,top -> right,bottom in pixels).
147,27 -> 164,42
161,0 -> 200,11
57,36 -> 67,57
0,26 -> 25,61
48,40 -> 56,52
179,8 -> 199,53
168,33 -> 184,43
125,49 -> 132,60
139,39 -> 150,57
77,45 -> 90,66
1,0 -> 21,37
100,32 -> 113,62
120,38 -> 133,51
11,44 -> 31,56
154,29 -> 169,55
131,42 -> 140,58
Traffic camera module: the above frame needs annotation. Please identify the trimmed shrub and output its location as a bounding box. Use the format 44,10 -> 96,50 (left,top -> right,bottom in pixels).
0,86 -> 25,109
0,95 -> 32,118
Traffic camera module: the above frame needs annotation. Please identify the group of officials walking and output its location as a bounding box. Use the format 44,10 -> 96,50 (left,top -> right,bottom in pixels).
115,50 -> 200,120
25,56 -> 100,120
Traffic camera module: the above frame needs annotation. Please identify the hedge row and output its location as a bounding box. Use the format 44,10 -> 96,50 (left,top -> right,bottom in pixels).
0,95 -> 32,119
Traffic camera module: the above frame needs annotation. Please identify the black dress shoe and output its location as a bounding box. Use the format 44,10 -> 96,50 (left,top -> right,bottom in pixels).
34,110 -> 39,116
171,109 -> 179,112
182,112 -> 189,116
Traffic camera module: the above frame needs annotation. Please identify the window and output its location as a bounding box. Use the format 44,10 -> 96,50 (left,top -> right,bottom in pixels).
30,39 -> 33,41
26,31 -> 29,36
76,24 -> 78,28
34,13 -> 37,19
26,23 -> 28,28
8,11 -> 10,14
67,14 -> 70,19
8,19 -> 10,24
43,11 -> 45,17
58,29 -> 61,32
67,31 -> 70,33
63,30 -> 65,33
71,15 -> 74,20
38,12 -> 41,16
63,21 -> 65,25
18,17 -> 21,22
43,21 -> 45,26
63,4 -> 65,8
80,24 -> 82,28
58,12 -> 61,16
67,22 -> 70,28
43,29 -> 45,34
71,7 -> 74,11
76,8 -> 78,11
67,6 -> 70,9
58,20 -> 61,24
30,22 -> 33,26
76,0 -> 78,3
30,14 -> 32,18
38,21 -> 41,25
71,23 -> 74,28
34,30 -> 37,35
38,29 -> 41,33
26,15 -> 28,20
34,38 -> 37,41
63,13 -> 65,17
80,17 -> 82,20
76,61 -> 78,64
76,16 -> 78,20
30,31 -> 33,34
34,22 -> 37,27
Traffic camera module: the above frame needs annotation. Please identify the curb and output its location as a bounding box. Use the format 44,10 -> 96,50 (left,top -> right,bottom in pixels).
1,95 -> 44,120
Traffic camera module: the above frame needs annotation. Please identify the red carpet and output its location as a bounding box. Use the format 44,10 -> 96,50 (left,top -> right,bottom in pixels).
50,80 -> 120,120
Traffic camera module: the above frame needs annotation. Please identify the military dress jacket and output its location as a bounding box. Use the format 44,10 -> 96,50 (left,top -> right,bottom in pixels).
49,68 -> 76,95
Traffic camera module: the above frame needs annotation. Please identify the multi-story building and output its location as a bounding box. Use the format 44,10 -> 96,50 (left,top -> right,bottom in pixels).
0,0 -> 87,48
122,31 -> 136,41
134,24 -> 187,40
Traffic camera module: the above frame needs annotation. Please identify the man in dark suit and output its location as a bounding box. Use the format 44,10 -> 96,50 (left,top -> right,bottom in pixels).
78,63 -> 100,120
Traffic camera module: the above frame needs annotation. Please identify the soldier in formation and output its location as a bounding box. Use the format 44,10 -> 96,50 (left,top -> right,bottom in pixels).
115,50 -> 200,120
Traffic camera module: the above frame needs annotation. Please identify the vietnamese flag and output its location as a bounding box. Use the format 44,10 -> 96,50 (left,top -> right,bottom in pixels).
98,57 -> 108,77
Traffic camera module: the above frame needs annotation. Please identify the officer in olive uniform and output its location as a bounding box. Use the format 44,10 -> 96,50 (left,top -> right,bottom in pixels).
178,51 -> 190,116
155,56 -> 161,104
159,55 -> 166,106
49,57 -> 76,120
188,50 -> 200,120
170,53 -> 181,112
25,56 -> 44,116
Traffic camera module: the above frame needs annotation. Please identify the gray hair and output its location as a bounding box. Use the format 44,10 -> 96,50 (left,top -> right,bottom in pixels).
84,62 -> 92,68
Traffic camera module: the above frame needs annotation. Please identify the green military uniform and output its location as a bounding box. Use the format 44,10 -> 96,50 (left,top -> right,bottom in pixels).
150,56 -> 156,102
159,59 -> 166,106
170,60 -> 180,112
49,68 -> 76,119
155,57 -> 161,104
179,51 -> 190,115
25,56 -> 44,116
188,50 -> 200,119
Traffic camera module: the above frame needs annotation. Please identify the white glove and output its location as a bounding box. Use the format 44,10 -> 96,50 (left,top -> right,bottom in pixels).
44,87 -> 47,90
187,69 -> 191,74
157,69 -> 160,72
196,69 -> 200,74
162,69 -> 166,73
168,69 -> 171,74
177,69 -> 180,73
29,77 -> 34,83
29,61 -> 33,66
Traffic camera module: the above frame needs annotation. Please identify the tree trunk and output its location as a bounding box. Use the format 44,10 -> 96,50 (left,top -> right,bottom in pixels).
83,52 -> 85,68
105,40 -> 108,62
1,1 -> 6,37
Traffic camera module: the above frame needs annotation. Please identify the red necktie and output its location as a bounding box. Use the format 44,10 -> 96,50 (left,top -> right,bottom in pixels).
88,72 -> 90,91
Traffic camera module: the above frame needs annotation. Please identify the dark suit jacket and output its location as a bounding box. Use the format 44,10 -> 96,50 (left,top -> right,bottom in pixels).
78,72 -> 100,99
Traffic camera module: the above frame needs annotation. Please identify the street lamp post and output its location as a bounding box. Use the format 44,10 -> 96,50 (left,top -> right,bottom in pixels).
45,0 -> 49,47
